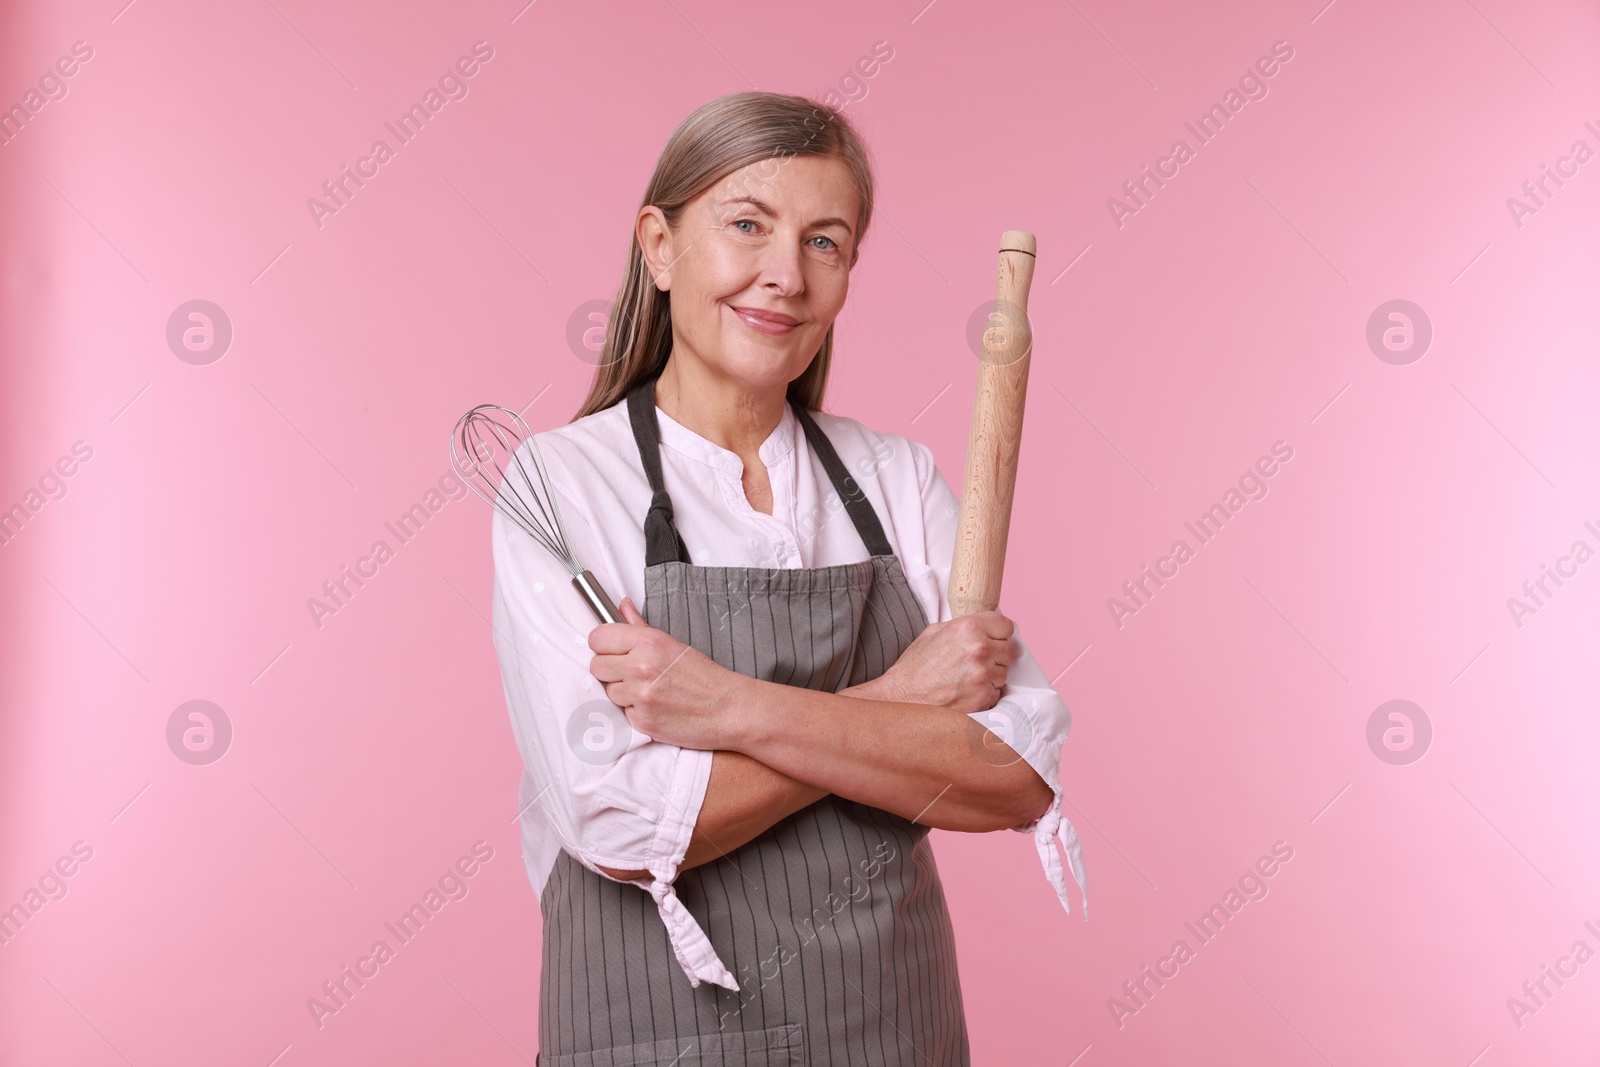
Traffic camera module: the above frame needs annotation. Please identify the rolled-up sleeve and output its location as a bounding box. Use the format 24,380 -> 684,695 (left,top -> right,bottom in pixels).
488,443 -> 738,989
906,439 -> 1089,921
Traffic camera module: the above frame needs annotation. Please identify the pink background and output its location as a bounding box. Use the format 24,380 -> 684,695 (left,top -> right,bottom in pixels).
3,0 -> 1598,1063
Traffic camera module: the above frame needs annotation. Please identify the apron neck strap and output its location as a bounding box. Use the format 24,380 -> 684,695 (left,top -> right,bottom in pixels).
626,373 -> 694,567
792,396 -> 895,558
625,372 -> 894,566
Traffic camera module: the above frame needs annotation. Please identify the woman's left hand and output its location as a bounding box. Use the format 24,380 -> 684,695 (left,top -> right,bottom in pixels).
588,596 -> 747,750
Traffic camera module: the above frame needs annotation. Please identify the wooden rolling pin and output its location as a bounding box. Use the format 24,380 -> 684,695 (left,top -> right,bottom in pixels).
948,230 -> 1036,618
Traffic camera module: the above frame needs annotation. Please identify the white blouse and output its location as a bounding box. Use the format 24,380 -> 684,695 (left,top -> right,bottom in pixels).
489,389 -> 1087,991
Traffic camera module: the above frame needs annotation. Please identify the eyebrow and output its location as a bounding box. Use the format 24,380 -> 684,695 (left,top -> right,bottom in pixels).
721,194 -> 855,236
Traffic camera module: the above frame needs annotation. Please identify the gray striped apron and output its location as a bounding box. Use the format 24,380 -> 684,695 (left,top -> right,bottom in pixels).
535,374 -> 970,1065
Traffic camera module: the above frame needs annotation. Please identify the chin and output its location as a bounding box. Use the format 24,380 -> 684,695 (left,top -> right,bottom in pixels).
715,347 -> 810,388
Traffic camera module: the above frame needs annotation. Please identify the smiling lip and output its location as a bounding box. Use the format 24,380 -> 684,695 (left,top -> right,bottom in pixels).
731,306 -> 801,334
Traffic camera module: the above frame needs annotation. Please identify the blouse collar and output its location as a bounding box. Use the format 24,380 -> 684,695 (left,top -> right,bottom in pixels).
652,394 -> 800,474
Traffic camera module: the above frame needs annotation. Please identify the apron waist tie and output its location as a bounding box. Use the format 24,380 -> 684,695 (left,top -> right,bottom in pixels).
1033,803 -> 1089,922
646,870 -> 741,991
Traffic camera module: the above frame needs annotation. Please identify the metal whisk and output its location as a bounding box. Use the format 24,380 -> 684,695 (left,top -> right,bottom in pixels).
450,404 -> 621,624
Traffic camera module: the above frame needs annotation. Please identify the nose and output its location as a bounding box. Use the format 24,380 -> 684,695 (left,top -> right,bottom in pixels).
755,231 -> 805,298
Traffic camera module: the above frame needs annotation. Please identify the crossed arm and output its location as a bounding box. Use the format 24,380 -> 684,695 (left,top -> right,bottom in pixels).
594,599 -> 1053,881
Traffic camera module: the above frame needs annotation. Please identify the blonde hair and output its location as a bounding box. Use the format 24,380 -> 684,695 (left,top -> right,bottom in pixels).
571,90 -> 876,421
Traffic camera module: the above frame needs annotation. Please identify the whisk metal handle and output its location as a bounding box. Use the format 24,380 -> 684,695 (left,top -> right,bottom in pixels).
573,570 -> 621,625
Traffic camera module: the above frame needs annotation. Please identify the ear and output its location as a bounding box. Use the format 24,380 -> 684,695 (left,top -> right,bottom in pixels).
636,206 -> 675,292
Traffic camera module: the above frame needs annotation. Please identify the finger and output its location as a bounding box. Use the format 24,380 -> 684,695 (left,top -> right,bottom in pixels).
979,610 -> 1016,640
976,654 -> 1008,690
588,625 -> 633,654
959,611 -> 1014,641
619,596 -> 647,625
992,635 -> 1022,665
589,652 -> 629,684
589,607 -> 651,652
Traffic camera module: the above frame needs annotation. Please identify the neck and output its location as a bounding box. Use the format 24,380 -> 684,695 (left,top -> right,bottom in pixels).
653,354 -> 788,456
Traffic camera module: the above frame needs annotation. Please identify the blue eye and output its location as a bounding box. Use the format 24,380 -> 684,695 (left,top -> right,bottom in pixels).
734,219 -> 758,233
811,235 -> 837,251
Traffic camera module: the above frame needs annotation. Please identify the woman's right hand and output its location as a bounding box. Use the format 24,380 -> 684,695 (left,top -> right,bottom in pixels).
867,611 -> 1020,715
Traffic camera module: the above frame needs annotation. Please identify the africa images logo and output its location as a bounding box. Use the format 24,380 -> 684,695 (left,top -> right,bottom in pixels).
305,41 -> 495,229
1106,40 -> 1296,229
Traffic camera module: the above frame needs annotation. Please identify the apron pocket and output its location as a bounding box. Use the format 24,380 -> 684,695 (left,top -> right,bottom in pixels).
540,1023 -> 804,1067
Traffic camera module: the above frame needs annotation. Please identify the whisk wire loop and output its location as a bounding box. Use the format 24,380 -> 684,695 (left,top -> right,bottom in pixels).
452,405 -> 577,577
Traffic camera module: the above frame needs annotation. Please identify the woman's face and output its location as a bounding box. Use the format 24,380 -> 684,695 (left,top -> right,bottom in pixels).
639,154 -> 860,393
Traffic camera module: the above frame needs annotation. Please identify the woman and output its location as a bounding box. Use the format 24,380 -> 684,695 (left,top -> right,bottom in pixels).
491,90 -> 1086,1066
